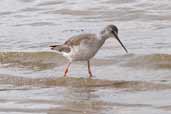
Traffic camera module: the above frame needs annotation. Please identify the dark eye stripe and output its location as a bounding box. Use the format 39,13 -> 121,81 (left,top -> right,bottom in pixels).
111,25 -> 118,33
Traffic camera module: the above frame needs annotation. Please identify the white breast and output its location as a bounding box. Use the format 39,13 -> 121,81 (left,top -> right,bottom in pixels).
69,39 -> 104,61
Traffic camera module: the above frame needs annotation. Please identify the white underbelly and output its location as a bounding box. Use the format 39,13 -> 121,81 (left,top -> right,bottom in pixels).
68,44 -> 100,61
62,40 -> 104,61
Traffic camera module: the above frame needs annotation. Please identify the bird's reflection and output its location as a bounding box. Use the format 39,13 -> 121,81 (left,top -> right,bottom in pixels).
61,80 -> 111,114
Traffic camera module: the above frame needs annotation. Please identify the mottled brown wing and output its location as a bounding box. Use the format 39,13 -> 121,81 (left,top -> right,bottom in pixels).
64,33 -> 96,46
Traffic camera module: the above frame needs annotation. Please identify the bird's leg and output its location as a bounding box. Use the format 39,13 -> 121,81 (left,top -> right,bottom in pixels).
87,60 -> 93,78
64,62 -> 71,77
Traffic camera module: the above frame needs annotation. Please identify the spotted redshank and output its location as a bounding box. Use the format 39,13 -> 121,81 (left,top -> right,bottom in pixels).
49,25 -> 128,78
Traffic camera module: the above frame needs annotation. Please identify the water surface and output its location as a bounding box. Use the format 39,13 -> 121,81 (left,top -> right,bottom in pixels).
0,0 -> 171,114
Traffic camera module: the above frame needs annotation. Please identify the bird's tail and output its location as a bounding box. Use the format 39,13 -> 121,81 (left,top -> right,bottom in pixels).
49,45 -> 62,51
49,45 -> 70,53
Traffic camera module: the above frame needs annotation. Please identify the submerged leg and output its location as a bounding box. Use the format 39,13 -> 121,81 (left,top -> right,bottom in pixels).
64,62 -> 71,77
87,60 -> 93,78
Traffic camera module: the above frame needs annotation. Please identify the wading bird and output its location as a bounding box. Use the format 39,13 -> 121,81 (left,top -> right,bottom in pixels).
50,25 -> 128,78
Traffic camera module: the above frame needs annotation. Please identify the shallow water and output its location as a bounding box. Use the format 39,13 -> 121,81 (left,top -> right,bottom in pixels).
0,0 -> 171,114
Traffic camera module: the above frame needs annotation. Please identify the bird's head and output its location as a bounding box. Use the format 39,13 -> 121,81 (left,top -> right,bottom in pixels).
101,24 -> 128,53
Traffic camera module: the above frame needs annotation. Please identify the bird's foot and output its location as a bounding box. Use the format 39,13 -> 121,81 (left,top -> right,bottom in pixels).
63,73 -> 68,77
88,74 -> 93,78
63,69 -> 69,77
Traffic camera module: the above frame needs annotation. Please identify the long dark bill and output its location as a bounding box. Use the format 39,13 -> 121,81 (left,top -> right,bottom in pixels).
112,31 -> 128,53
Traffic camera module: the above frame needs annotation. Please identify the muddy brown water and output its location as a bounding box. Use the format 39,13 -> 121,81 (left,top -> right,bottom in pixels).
0,0 -> 171,114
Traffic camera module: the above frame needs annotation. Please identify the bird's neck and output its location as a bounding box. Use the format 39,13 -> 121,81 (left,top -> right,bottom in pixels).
95,33 -> 107,48
97,32 -> 108,41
